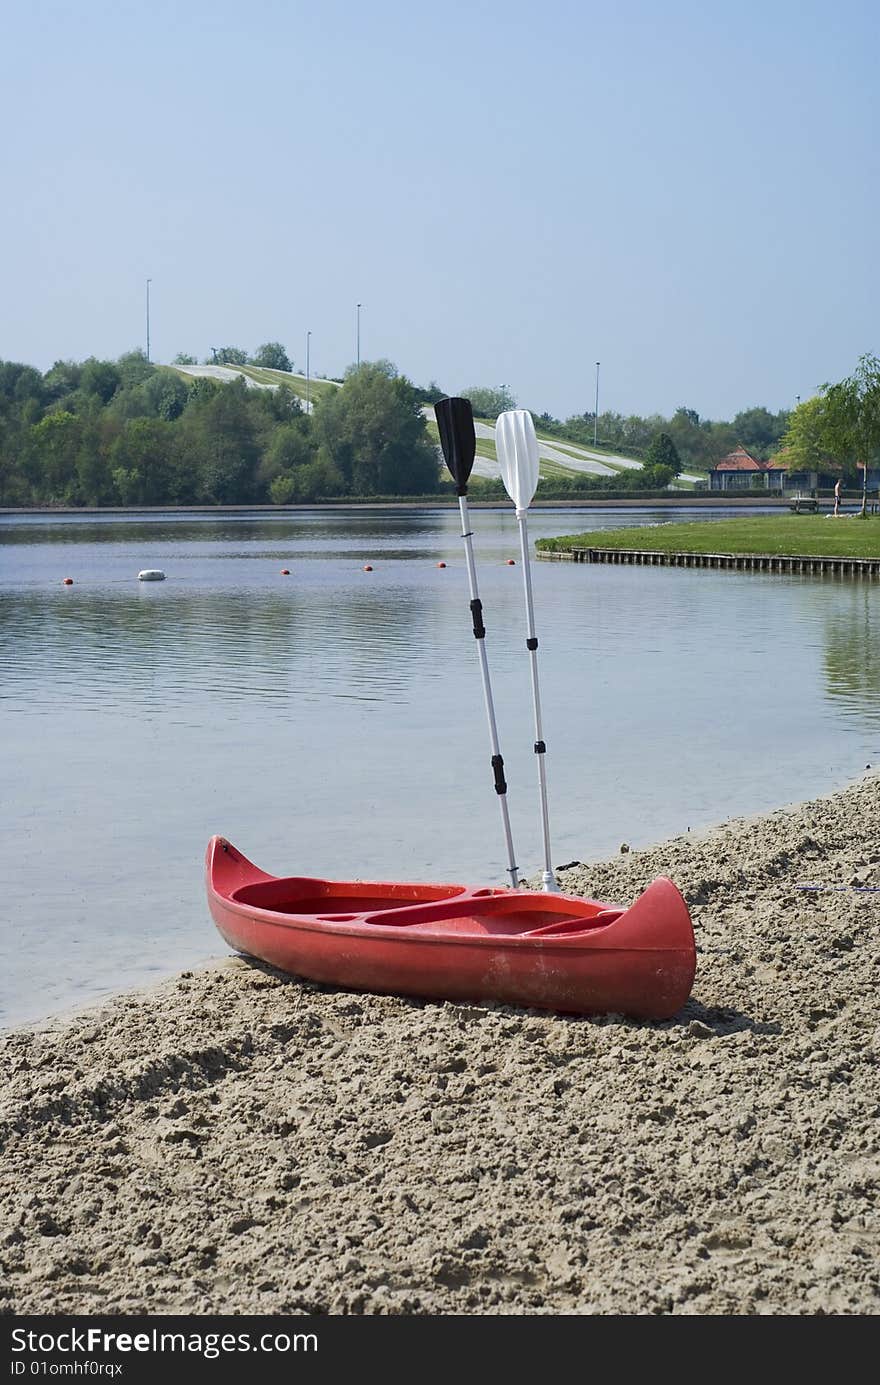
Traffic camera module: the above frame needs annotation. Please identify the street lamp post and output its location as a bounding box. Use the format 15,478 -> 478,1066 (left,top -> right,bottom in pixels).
356,303 -> 362,368
594,362 -> 600,446
306,331 -> 311,412
146,279 -> 152,363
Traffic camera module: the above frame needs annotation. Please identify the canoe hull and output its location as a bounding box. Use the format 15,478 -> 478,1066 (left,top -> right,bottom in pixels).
206,837 -> 696,1020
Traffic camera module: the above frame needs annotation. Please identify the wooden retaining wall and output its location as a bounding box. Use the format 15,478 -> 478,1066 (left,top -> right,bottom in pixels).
537,548 -> 880,578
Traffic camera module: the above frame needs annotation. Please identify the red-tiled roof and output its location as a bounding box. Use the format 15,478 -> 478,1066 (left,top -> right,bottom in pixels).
712,445 -> 844,475
711,446 -> 764,473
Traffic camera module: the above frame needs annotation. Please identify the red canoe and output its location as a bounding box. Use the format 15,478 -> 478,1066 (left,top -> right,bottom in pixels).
206,837 -> 696,1020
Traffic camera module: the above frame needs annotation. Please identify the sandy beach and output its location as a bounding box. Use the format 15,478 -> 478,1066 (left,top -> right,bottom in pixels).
1,774 -> 878,1316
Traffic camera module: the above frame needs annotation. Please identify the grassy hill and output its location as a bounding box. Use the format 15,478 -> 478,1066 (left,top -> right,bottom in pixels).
167,363 -> 699,490
167,362 -> 340,406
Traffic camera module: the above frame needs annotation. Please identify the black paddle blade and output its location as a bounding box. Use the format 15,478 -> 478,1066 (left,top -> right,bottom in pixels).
435,397 -> 476,494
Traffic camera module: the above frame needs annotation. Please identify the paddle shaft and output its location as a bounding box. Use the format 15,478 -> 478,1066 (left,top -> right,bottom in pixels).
458,495 -> 519,888
516,512 -> 556,891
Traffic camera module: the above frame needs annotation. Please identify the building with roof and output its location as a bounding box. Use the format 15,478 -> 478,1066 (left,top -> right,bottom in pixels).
708,446 -> 788,492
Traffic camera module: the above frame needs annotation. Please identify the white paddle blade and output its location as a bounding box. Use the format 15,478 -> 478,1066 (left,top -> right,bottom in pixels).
496,409 -> 540,512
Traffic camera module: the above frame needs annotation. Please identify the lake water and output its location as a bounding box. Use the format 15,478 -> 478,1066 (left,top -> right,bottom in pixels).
3,505 -> 880,1027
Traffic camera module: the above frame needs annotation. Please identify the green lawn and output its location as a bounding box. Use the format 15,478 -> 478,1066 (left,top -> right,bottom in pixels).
537,515 -> 880,559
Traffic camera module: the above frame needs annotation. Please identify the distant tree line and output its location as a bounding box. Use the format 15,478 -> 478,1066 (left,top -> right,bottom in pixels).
459,382 -> 791,474
169,341 -> 297,371
0,354 -> 443,506
530,403 -> 792,472
6,341 -> 873,508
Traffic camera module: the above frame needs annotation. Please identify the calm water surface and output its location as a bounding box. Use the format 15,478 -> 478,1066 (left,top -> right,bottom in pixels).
3,505 -> 880,1026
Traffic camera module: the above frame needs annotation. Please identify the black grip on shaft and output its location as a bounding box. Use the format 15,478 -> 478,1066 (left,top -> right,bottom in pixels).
526,637 -> 538,651
470,599 -> 485,639
491,754 -> 507,795
534,740 -> 546,754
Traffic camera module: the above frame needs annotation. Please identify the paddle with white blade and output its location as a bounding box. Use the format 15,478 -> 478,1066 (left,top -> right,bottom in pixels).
495,409 -> 557,891
434,396 -> 519,888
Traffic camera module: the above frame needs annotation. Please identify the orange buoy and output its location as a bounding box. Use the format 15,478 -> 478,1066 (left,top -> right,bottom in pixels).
363,564 -> 373,572
506,559 -> 516,565
280,569 -> 290,575
437,561 -> 447,568
63,577 -> 74,585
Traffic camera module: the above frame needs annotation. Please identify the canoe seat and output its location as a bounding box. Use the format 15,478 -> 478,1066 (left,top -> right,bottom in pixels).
525,909 -> 623,936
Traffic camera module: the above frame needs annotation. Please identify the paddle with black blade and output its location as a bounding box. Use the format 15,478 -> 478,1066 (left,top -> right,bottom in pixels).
495,409 -> 557,891
434,396 -> 519,888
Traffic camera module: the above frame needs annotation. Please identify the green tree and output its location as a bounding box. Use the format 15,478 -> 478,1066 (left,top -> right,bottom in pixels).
621,414 -> 659,452
262,383 -> 303,423
27,411 -> 83,501
460,384 -> 516,420
732,406 -> 789,457
777,396 -> 829,474
644,431 -> 681,477
296,451 -> 345,500
645,463 -> 674,489
270,449 -> 344,503
197,378 -> 260,501
250,342 -> 292,372
172,352 -> 197,365
268,474 -> 297,504
412,379 -> 446,405
0,361 -> 43,410
663,407 -> 738,471
43,360 -> 83,403
213,346 -> 248,366
80,358 -> 121,404
314,361 -> 440,495
665,407 -> 706,468
109,419 -> 176,504
820,355 -> 880,515
258,417 -> 314,496
142,369 -> 189,421
185,376 -> 221,405
115,349 -> 154,388
595,410 -> 625,446
75,418 -> 117,505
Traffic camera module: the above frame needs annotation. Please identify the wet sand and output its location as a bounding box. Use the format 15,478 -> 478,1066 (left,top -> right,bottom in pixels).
1,774 -> 878,1315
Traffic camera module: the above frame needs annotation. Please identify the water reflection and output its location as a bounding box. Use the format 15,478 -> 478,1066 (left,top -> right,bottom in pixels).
823,586 -> 880,727
0,508 -> 451,548
4,504 -> 879,1028
0,583 -> 439,710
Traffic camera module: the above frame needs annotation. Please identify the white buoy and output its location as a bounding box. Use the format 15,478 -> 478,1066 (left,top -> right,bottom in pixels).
138,569 -> 166,581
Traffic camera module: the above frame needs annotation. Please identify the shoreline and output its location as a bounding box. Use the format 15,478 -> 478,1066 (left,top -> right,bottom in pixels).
2,772 -> 878,1315
0,496 -> 787,516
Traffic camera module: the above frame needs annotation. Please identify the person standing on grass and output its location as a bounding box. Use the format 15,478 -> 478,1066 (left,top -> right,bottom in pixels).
834,477 -> 841,516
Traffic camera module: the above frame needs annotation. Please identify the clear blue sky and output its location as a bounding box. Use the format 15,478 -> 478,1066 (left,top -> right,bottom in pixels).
2,0 -> 877,421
